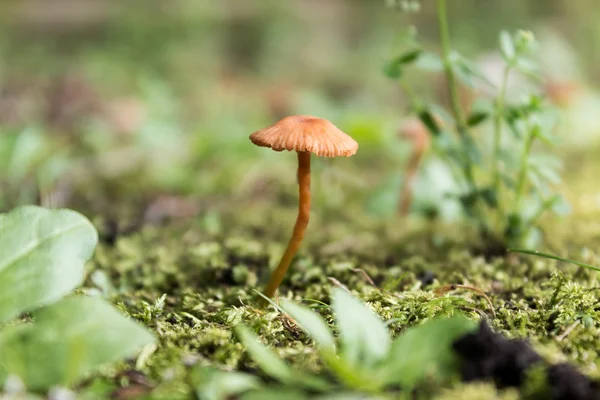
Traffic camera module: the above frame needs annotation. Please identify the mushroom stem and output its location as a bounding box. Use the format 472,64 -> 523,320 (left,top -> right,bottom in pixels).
263,151 -> 311,299
398,154 -> 420,216
398,134 -> 427,216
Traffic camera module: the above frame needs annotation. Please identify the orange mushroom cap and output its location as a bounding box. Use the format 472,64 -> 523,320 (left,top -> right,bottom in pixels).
250,115 -> 358,158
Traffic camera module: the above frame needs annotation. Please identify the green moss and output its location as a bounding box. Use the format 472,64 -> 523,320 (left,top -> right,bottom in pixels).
77,204 -> 600,398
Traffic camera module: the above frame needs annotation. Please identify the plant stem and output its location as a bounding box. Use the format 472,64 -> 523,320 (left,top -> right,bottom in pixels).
515,127 -> 535,210
492,65 -> 511,215
436,0 -> 466,137
262,152 -> 311,299
399,79 -> 422,111
436,0 -> 476,189
436,0 -> 492,235
508,249 -> 600,272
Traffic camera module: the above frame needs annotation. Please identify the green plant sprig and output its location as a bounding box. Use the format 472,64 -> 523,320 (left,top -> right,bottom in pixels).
384,2 -> 566,250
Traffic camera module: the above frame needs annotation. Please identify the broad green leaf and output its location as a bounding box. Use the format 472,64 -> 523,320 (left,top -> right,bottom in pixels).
0,296 -> 154,391
332,289 -> 391,368
314,395 -> 387,400
241,389 -> 307,400
236,325 -> 295,383
280,300 -> 336,353
381,315 -> 477,388
0,206 -> 98,323
193,367 -> 261,400
500,31 -> 515,61
235,325 -> 329,391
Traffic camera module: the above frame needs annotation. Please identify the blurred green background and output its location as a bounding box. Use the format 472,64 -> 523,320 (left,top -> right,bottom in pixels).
0,0 -> 599,230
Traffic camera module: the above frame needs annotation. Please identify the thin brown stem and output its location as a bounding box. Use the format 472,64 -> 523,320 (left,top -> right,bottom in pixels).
435,284 -> 496,318
262,151 -> 311,299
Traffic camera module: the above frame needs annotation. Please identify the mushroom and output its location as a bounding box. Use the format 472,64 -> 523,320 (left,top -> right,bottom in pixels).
398,118 -> 430,216
250,115 -> 358,299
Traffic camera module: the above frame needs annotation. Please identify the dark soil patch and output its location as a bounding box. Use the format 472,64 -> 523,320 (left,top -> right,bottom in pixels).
454,321 -> 600,400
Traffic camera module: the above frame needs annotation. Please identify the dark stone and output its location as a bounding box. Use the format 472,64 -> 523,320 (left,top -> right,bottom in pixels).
417,270 -> 436,287
453,322 -> 600,400
453,321 -> 542,388
547,363 -> 600,400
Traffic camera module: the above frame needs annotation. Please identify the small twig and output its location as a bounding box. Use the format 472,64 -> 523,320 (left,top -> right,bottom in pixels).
458,306 -> 488,320
281,313 -> 302,334
556,320 -> 580,342
327,277 -> 350,293
350,268 -> 377,288
435,284 -> 496,318
240,296 -> 265,316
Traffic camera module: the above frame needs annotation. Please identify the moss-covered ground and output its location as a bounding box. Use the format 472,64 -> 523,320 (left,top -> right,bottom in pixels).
70,150 -> 600,399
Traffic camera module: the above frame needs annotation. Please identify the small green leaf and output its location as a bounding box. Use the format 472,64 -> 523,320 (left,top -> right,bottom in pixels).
280,300 -> 336,353
504,213 -> 526,244
381,315 -> 477,388
463,135 -> 482,165
479,187 -> 498,208
500,31 -> 516,61
452,53 -> 495,88
192,367 -> 261,400
515,58 -> 541,80
514,30 -> 537,54
332,289 -> 391,368
0,206 -> 98,323
0,296 -> 154,391
531,125 -> 557,146
414,52 -> 444,72
418,109 -> 442,136
466,110 -> 490,127
384,49 -> 423,79
500,171 -> 517,189
459,187 -> 497,212
551,194 -> 571,215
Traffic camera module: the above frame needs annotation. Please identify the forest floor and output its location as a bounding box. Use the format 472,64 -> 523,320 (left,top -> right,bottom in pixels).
71,154 -> 600,399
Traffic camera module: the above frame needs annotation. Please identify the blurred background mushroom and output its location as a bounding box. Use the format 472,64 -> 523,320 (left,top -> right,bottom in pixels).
397,118 -> 430,216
